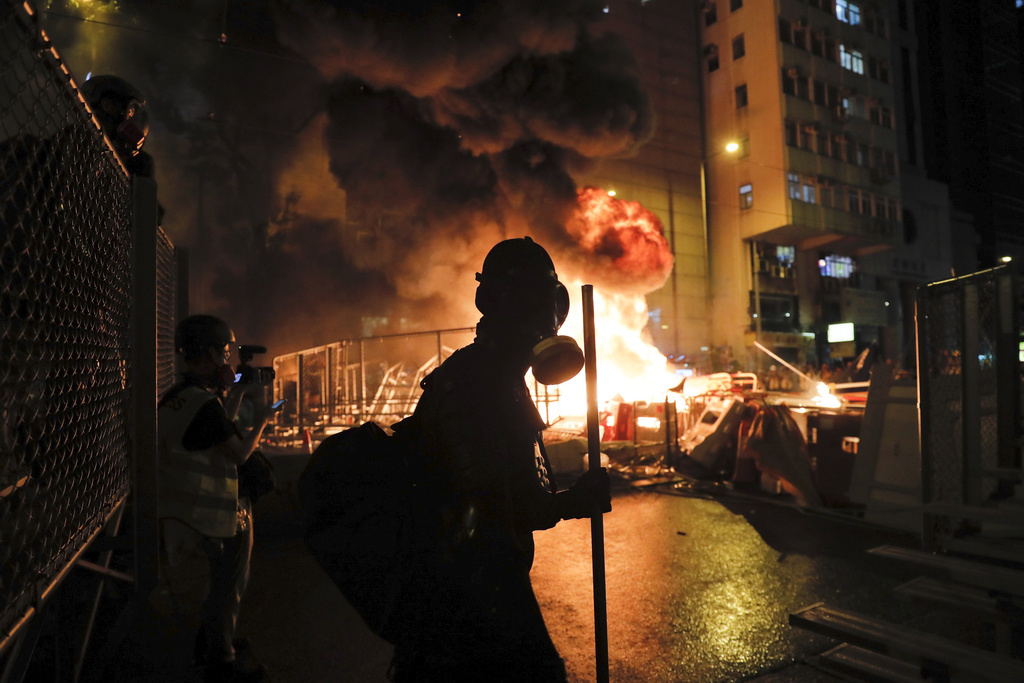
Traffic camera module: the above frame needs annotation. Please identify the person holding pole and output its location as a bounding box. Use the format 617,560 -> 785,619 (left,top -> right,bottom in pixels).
389,237 -> 611,682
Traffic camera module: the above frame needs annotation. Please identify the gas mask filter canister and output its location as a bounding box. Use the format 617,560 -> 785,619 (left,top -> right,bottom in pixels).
529,334 -> 584,385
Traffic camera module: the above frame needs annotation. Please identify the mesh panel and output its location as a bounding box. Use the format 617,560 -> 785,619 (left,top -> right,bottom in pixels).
156,229 -> 177,397
922,286 -> 963,507
920,269 -> 1017,517
1,5 -> 132,642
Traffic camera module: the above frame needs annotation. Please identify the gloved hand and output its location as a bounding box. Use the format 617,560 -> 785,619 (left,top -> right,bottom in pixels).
556,467 -> 612,520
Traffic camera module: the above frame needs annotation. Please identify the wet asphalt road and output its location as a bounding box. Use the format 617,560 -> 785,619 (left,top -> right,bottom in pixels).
109,463 -> 931,682
231,474 -> 922,683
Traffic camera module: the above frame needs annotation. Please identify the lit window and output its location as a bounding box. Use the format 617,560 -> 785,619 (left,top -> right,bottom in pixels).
840,45 -> 864,74
803,182 -> 817,204
733,34 -> 746,60
819,254 -> 855,279
735,84 -> 748,108
739,184 -> 753,209
836,0 -> 848,22
836,0 -> 861,25
788,173 -> 801,200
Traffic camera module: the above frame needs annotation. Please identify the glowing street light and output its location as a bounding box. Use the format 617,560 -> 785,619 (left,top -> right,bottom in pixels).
725,141 -> 740,153
1001,256 -> 1012,263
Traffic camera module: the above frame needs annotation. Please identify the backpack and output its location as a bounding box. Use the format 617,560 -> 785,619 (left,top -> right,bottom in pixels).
298,416 -> 440,644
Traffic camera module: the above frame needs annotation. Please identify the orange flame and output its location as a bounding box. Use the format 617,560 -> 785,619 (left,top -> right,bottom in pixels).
565,187 -> 673,294
535,188 -> 679,418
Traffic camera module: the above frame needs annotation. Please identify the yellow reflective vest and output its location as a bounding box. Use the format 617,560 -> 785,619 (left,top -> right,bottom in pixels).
158,385 -> 239,538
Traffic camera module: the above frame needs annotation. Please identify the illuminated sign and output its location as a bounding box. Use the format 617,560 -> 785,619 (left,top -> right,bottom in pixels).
828,322 -> 855,343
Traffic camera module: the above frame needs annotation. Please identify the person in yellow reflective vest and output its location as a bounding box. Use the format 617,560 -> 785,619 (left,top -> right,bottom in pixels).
158,314 -> 275,683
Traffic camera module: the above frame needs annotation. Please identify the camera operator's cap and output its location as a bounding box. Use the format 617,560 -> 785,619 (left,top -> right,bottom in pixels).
174,314 -> 235,355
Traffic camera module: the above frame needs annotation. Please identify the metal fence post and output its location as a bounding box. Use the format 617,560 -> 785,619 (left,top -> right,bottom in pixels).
915,286 -> 935,550
130,175 -> 161,601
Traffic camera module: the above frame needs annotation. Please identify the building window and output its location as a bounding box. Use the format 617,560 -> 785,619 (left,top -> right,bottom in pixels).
732,34 -> 746,60
782,68 -> 796,96
848,188 -> 861,213
862,192 -> 873,216
879,106 -> 893,128
788,173 -> 801,200
817,131 -> 830,156
840,45 -> 864,74
735,84 -> 748,108
819,254 -> 855,279
778,17 -> 792,44
785,120 -> 798,147
857,143 -> 869,166
811,31 -> 825,58
739,184 -> 753,209
831,133 -> 846,161
793,26 -> 808,51
836,0 -> 861,25
799,125 -> 814,150
704,45 -> 719,72
734,136 -> 750,157
820,185 -> 833,208
803,182 -> 817,204
704,1 -> 717,25
813,81 -> 826,106
883,150 -> 896,176
827,85 -> 840,107
730,0 -> 742,11
824,37 -> 838,62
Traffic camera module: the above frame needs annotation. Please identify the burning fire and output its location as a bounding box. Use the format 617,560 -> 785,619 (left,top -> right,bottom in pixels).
535,188 -> 678,417
565,187 -> 674,295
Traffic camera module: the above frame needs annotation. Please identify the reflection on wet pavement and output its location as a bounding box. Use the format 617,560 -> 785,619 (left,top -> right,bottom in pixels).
530,489 -> 910,682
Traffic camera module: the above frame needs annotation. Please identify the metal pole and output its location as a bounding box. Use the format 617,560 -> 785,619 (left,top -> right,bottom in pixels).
130,175 -> 160,602
915,286 -> 935,550
582,285 -> 609,683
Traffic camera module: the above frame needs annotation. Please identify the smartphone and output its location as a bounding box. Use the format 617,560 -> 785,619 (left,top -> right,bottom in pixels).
271,398 -> 287,411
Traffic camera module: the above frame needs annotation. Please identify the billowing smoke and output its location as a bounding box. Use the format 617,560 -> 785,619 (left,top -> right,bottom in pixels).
40,0 -> 662,356
266,0 -> 661,340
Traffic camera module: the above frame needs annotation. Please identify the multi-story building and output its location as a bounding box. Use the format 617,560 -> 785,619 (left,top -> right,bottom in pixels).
701,0 -> 908,369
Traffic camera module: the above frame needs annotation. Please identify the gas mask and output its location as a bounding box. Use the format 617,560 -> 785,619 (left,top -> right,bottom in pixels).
525,280 -> 584,385
474,237 -> 584,385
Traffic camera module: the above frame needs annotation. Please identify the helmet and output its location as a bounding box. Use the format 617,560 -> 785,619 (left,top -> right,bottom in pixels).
475,237 -> 569,327
175,315 -> 235,362
81,74 -> 148,157
474,237 -> 583,385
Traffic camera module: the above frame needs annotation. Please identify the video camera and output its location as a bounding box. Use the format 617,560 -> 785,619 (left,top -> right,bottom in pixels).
236,344 -> 276,386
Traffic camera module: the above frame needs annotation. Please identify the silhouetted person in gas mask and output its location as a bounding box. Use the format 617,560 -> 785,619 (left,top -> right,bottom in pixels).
390,237 -> 611,682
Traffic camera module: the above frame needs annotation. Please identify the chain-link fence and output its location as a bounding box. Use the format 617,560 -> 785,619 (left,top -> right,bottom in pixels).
916,265 -> 1021,544
1,0 -> 181,662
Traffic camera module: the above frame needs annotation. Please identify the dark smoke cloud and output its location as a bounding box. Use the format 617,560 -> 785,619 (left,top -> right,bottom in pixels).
270,0 -> 658,299
39,0 -> 658,356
